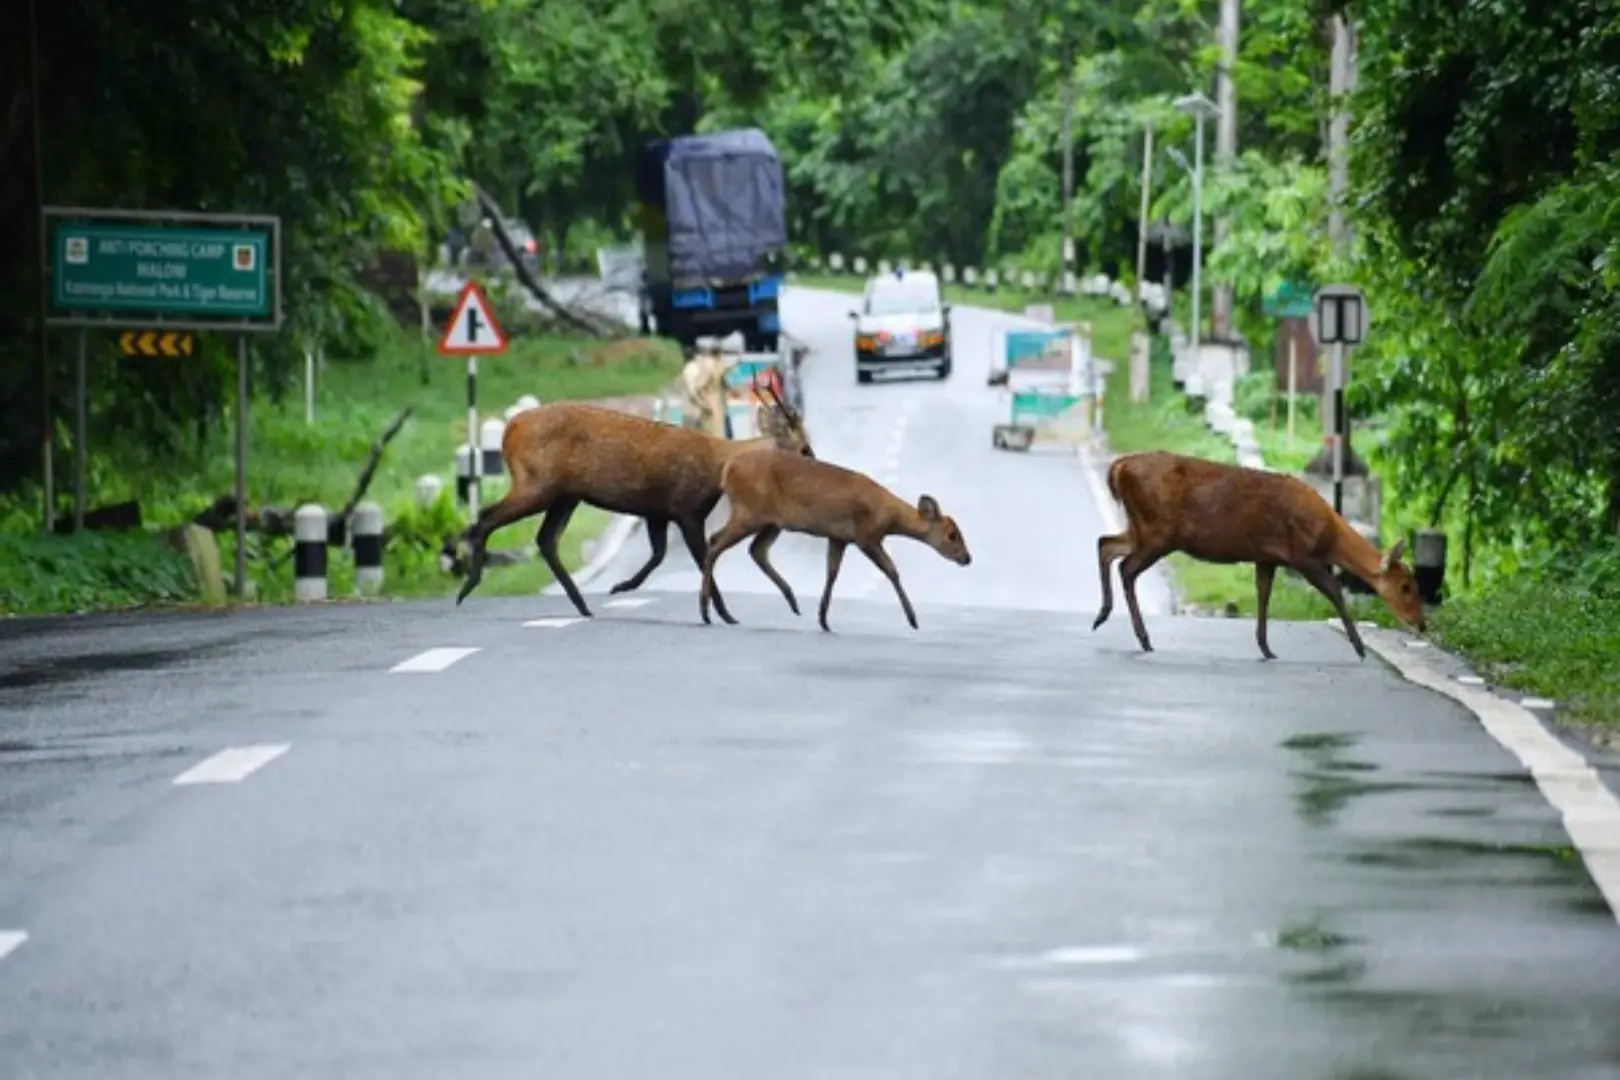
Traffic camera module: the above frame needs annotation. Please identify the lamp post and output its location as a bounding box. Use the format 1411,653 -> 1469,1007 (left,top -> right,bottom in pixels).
1173,92 -> 1220,380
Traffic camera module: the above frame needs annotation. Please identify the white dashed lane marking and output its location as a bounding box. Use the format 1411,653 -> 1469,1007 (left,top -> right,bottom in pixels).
390,646 -> 481,672
173,744 -> 290,785
0,931 -> 27,964
523,617 -> 585,628
603,598 -> 654,610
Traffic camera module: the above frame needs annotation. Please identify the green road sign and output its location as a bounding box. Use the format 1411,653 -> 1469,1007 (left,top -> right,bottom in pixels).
1264,278 -> 1314,318
43,207 -> 283,332
53,222 -> 269,317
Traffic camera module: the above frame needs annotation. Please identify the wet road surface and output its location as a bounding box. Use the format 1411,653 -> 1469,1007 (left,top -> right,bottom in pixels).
1,284 -> 1618,1078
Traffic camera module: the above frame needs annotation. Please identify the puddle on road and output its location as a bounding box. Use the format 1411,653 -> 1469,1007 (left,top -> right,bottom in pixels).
0,646 -> 204,693
1343,835 -> 1579,872
1281,731 -> 1418,827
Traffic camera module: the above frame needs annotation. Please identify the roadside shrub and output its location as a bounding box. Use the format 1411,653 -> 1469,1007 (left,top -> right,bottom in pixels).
0,531 -> 198,615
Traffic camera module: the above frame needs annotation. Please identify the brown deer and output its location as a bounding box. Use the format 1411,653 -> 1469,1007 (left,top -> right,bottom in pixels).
1091,450 -> 1426,659
698,448 -> 971,631
449,385 -> 813,621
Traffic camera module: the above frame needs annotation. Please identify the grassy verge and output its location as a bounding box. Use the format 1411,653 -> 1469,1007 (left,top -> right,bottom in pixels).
1426,569 -> 1620,738
1,326 -> 682,616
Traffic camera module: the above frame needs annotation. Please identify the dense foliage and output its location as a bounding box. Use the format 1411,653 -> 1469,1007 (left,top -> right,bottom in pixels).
4,0 -> 1614,593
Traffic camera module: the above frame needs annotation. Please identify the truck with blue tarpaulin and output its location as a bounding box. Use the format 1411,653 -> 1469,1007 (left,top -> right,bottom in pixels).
633,127 -> 787,351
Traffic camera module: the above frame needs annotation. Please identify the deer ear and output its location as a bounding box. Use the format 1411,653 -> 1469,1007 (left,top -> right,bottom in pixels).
917,495 -> 940,520
1382,537 -> 1406,572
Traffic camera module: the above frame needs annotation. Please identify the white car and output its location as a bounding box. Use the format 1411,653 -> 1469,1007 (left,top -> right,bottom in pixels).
848,269 -> 952,383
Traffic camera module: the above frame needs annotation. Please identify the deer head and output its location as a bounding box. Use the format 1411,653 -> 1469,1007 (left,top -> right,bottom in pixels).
916,494 -> 971,566
755,381 -> 815,458
1373,536 -> 1426,632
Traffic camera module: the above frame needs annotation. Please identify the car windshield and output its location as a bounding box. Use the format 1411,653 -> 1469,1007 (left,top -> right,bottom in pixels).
866,281 -> 940,316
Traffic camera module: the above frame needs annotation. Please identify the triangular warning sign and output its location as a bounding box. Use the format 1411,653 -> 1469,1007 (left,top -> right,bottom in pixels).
438,279 -> 508,356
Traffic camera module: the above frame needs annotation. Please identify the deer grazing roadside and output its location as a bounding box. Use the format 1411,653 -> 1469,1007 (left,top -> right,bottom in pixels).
1091,450 -> 1426,659
447,385 -> 813,620
699,449 -> 971,631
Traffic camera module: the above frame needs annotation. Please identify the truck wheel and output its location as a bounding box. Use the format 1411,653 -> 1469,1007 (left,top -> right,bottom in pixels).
937,355 -> 953,379
857,370 -> 873,385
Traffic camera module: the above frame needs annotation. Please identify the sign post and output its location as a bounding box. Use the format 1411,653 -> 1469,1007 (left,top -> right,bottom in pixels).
1263,279 -> 1314,453
1309,283 -> 1369,515
43,206 -> 283,598
437,279 -> 509,521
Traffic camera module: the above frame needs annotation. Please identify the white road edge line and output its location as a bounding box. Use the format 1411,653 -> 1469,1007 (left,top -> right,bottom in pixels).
1345,625 -> 1620,925
390,646 -> 480,673
524,617 -> 584,628
173,744 -> 291,786
0,931 -> 27,963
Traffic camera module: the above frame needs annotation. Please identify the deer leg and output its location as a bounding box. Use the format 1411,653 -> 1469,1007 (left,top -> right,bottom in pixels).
1091,533 -> 1132,631
818,539 -> 848,632
698,518 -> 755,626
608,515 -> 669,594
454,487 -> 549,605
749,526 -> 800,615
1119,549 -> 1166,653
1297,560 -> 1367,660
681,515 -> 737,625
536,496 -> 591,617
859,540 -> 919,630
1254,562 -> 1279,660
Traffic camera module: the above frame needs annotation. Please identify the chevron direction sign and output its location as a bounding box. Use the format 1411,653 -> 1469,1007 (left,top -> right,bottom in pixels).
119,329 -> 195,358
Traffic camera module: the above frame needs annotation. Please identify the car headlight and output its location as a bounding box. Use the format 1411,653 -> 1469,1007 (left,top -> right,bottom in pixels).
919,329 -> 944,346
856,333 -> 878,350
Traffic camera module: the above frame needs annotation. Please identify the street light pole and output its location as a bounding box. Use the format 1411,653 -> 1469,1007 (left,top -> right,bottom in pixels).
1060,56 -> 1076,296
1136,120 -> 1154,300
1175,93 -> 1219,377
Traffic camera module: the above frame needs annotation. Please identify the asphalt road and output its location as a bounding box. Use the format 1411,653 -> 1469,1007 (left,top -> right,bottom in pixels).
3,280 -> 1619,1079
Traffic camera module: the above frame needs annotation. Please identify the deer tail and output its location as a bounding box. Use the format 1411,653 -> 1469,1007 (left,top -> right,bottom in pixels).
1105,456 -> 1127,504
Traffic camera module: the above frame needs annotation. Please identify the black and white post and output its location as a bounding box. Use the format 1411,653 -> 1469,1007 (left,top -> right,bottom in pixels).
480,417 -> 505,478
294,502 -> 328,603
466,354 -> 479,518
1309,283 -> 1369,515
351,499 -> 383,597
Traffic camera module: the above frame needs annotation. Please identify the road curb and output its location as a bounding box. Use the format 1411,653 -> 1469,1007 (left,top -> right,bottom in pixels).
1332,620 -> 1620,924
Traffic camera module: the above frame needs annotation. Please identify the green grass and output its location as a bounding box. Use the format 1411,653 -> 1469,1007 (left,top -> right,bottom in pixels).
1428,574 -> 1620,734
1,327 -> 682,615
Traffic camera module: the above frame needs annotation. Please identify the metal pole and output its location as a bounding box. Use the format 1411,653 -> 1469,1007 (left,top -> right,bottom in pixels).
1136,122 -> 1154,298
466,356 -> 480,519
1060,62 -> 1076,296
73,329 -> 86,531
29,0 -> 51,534
235,335 -> 249,598
1190,113 -> 1205,372
1331,339 -> 1345,514
1287,331 -> 1297,448
1212,0 -> 1239,336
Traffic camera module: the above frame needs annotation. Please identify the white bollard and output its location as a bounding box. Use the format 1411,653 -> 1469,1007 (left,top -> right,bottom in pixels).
351,500 -> 384,597
293,503 -> 328,603
480,417 -> 505,477
515,394 -> 540,411
829,252 -> 844,272
503,404 -> 522,422
415,473 -> 444,507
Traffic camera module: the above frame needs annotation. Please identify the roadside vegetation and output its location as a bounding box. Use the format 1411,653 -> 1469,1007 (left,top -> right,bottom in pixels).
3,0 -> 1614,730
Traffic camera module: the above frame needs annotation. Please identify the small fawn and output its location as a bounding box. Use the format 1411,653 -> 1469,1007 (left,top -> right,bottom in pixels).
699,448 -> 971,630
448,385 -> 813,620
1092,450 -> 1426,659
